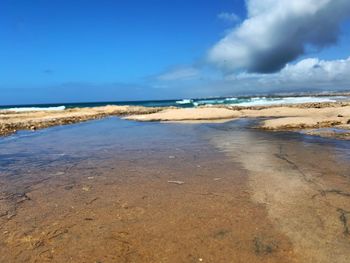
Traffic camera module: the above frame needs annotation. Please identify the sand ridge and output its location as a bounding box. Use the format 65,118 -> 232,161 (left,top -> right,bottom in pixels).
126,102 -> 350,139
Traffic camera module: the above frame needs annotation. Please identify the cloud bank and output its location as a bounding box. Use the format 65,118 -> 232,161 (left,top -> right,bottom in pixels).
226,56 -> 350,91
153,57 -> 350,97
208,0 -> 350,73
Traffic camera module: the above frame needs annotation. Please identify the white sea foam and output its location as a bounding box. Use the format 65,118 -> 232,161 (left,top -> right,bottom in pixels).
176,99 -> 193,104
236,96 -> 336,107
1,106 -> 66,112
224,97 -> 238,101
193,102 -> 199,107
189,96 -> 344,108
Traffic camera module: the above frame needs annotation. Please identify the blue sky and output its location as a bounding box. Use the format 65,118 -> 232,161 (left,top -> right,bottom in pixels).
0,0 -> 350,105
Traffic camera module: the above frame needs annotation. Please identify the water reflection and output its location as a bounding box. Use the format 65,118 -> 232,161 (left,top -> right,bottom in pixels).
205,119 -> 350,263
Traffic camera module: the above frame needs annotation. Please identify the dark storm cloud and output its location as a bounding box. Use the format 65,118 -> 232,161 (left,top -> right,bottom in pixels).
208,0 -> 350,73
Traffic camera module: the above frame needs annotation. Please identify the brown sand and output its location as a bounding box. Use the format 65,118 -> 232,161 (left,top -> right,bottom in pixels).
0,155 -> 297,263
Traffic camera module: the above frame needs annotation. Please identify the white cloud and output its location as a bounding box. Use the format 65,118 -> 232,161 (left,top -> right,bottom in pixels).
208,0 -> 350,73
279,57 -> 350,83
156,67 -> 199,81
226,56 -> 350,90
218,12 -> 240,23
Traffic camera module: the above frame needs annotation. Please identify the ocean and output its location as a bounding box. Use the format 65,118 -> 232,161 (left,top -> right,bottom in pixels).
1,95 -> 348,112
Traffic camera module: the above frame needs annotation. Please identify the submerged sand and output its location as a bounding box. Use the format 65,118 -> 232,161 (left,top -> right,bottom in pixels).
0,119 -> 298,262
1,101 -> 350,139
1,117 -> 350,262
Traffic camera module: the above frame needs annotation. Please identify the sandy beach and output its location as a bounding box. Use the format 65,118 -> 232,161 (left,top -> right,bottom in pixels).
2,101 -> 350,139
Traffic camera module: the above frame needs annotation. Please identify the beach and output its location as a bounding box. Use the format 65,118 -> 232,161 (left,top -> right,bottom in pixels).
1,100 -> 350,262
1,101 -> 350,139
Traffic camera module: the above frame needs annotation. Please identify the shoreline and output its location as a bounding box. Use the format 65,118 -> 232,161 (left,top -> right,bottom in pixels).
0,105 -> 165,137
1,101 -> 350,139
1,105 -> 350,262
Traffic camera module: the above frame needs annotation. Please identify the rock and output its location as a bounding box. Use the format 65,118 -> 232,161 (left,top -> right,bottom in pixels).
82,186 -> 91,192
167,180 -> 184,185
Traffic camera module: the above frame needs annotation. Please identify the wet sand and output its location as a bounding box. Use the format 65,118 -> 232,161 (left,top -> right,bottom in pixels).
1,118 -> 350,262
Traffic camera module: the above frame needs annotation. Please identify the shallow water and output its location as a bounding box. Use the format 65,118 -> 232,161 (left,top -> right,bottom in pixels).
0,117 -> 349,262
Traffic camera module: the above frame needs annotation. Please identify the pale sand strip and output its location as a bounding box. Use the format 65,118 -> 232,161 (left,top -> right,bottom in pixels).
126,104 -> 350,128
126,107 -> 242,122
125,103 -> 350,139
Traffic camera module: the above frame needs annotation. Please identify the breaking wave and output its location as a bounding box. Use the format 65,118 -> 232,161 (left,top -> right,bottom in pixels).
1,106 -> 66,112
